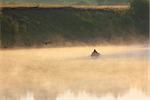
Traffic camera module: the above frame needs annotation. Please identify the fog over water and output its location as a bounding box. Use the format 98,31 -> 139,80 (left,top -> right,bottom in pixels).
0,45 -> 149,100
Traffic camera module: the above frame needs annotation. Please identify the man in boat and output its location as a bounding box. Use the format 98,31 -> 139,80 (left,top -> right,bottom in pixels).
91,49 -> 100,57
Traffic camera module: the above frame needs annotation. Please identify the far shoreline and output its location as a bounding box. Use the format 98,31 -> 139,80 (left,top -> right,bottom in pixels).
0,3 -> 130,9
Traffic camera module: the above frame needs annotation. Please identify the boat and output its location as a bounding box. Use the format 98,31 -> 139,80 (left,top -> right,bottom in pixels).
91,49 -> 100,57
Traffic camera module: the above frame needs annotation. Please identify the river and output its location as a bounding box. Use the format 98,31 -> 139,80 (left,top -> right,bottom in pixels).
0,45 -> 149,100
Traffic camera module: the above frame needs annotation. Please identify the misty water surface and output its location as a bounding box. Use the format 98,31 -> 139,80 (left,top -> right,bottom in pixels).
0,45 -> 150,100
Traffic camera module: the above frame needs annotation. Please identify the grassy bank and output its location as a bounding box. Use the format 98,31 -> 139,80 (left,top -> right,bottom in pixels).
0,1 -> 149,48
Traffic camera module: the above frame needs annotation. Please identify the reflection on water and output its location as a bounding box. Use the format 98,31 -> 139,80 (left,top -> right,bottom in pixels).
20,89 -> 150,100
21,92 -> 34,100
57,89 -> 150,100
0,45 -> 149,100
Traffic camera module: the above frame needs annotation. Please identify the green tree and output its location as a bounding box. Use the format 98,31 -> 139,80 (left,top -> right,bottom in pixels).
130,0 -> 149,19
1,16 -> 16,48
130,0 -> 149,35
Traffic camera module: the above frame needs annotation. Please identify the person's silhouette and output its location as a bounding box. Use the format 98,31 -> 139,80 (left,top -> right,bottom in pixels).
91,49 -> 100,57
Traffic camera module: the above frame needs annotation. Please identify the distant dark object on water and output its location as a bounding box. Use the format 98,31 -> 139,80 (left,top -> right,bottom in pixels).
44,42 -> 48,45
91,49 -> 100,57
43,41 -> 52,45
